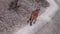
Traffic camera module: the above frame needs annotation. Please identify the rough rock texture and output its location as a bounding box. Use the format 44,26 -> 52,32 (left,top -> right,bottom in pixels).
0,0 -> 49,34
